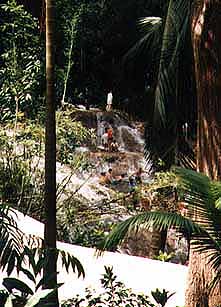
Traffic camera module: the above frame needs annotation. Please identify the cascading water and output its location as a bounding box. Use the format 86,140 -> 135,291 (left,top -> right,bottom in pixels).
94,111 -> 152,176
96,112 -> 144,152
96,112 -> 105,146
117,125 -> 144,153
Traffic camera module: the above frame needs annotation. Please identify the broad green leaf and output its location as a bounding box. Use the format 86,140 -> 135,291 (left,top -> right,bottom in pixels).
3,277 -> 34,296
24,289 -> 54,307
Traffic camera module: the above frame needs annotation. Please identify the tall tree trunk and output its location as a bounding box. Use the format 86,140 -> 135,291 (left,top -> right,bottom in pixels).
192,0 -> 221,180
43,0 -> 58,305
186,1 -> 221,306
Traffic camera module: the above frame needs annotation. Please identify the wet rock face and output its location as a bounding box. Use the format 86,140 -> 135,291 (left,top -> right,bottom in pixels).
89,151 -> 143,179
120,227 -> 189,264
117,126 -> 144,153
69,108 -> 146,173
120,229 -> 152,258
70,109 -> 144,153
96,111 -> 144,153
70,109 -> 98,129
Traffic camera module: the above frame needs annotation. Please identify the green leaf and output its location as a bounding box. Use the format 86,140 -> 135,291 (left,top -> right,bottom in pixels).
24,289 -> 54,307
215,197 -> 221,210
3,277 -> 34,296
59,249 -> 85,278
20,267 -> 35,283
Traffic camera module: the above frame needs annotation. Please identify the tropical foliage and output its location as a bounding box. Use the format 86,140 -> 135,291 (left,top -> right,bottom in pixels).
0,0 -> 42,121
0,245 -> 85,306
1,0 -> 221,306
56,109 -> 96,165
102,167 -> 221,288
127,0 -> 196,168
0,205 -> 23,276
62,266 -> 155,307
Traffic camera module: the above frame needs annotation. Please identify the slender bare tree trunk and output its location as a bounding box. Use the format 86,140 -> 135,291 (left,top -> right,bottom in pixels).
186,1 -> 221,306
43,0 -> 58,305
61,22 -> 74,106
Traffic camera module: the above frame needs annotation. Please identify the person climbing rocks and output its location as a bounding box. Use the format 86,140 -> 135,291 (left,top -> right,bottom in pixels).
106,91 -> 113,111
100,169 -> 125,186
128,175 -> 136,192
99,172 -> 107,184
104,168 -> 114,184
135,167 -> 143,184
128,167 -> 143,193
101,127 -> 108,150
110,139 -> 119,152
107,126 -> 113,151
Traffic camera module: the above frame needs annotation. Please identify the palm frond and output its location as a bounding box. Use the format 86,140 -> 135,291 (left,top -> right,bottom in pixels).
191,237 -> 221,280
139,17 -> 162,27
172,167 -> 221,280
0,205 -> 23,275
215,197 -> 221,210
211,181 -> 221,204
102,208 -> 221,285
154,0 -> 190,125
174,167 -> 221,238
102,211 -> 202,251
123,17 -> 162,66
101,167 -> 221,292
144,0 -> 190,167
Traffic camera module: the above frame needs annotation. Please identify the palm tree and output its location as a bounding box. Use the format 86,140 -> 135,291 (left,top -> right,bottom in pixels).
123,0 -> 194,259
186,2 -> 221,305
102,168 -> 221,306
43,0 -> 58,306
127,1 -> 221,305
124,0 -> 194,169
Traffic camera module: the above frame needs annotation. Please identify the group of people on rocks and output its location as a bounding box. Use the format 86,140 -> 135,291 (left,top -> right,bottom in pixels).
101,126 -> 119,152
96,91 -> 145,188
99,168 -> 114,185
99,167 -> 144,188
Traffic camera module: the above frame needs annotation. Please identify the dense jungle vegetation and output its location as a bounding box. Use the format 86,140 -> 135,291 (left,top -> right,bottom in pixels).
1,0 -> 221,307
1,0 -> 168,121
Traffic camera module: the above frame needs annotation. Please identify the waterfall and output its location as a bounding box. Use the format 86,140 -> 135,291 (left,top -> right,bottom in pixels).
96,112 -> 105,146
94,111 -> 152,177
117,125 -> 144,153
96,111 -> 144,152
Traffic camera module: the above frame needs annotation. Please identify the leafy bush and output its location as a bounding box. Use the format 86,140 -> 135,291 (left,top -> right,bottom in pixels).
0,111 -> 95,218
56,109 -> 96,165
58,220 -> 114,248
0,246 -> 85,306
2,277 -> 54,307
62,266 -> 177,307
0,127 -> 44,220
0,157 -> 31,204
151,288 -> 175,307
57,194 -> 114,248
154,250 -> 175,262
62,266 -> 154,307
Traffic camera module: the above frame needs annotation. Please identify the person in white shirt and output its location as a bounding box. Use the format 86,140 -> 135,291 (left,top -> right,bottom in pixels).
106,91 -> 113,111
